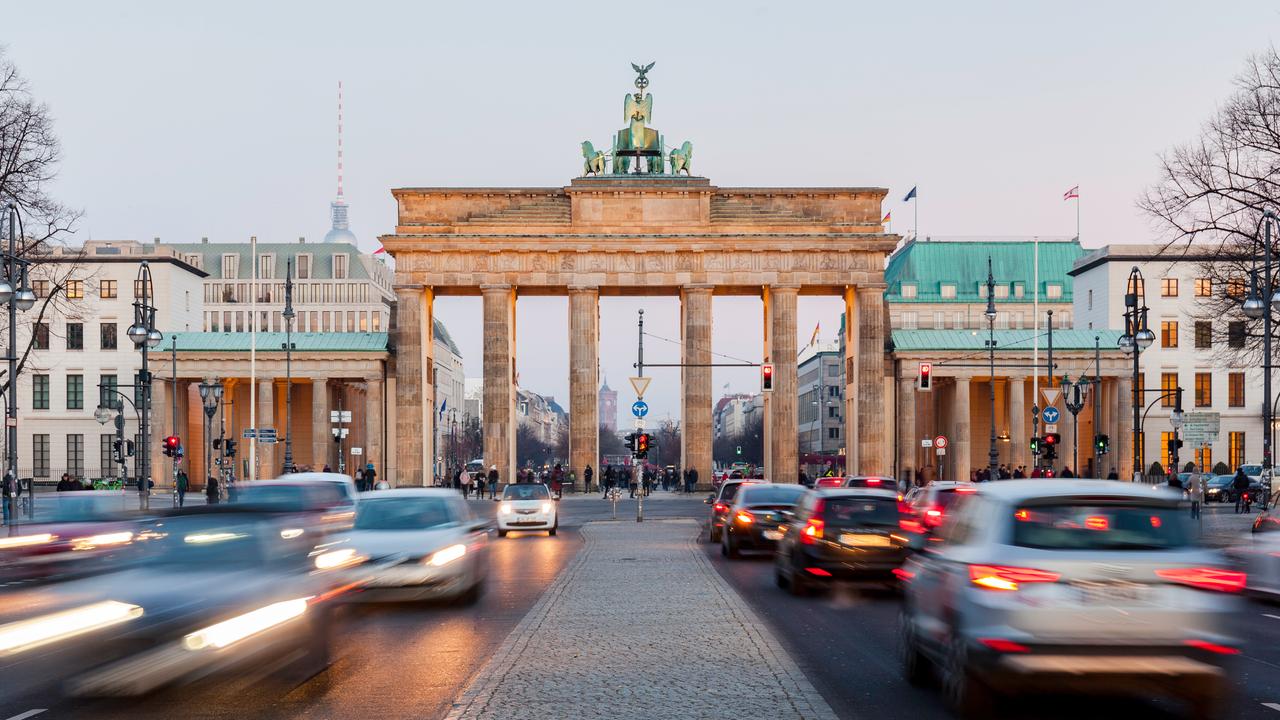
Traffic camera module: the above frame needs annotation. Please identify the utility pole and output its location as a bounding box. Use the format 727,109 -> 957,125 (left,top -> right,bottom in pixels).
171,336 -> 179,489
635,309 -> 644,523
1093,336 -> 1102,476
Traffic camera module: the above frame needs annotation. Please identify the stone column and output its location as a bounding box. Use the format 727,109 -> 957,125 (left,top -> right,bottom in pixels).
681,286 -> 714,488
150,379 -> 169,487
856,286 -> 888,475
568,287 -> 599,492
482,285 -> 516,485
311,379 -> 329,470
393,285 -> 433,487
366,376 -> 384,481
761,291 -> 772,476
253,380 -> 273,478
1116,377 -> 1133,480
768,285 -> 799,484
1009,377 -> 1027,471
843,288 -> 858,471
897,376 -> 916,485
953,378 -> 972,482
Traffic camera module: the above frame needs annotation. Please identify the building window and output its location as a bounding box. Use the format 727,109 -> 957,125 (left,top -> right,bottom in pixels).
1161,320 -> 1178,348
100,279 -> 117,298
1160,431 -> 1175,469
359,313 -> 368,332
1014,283 -> 1024,298
100,323 -> 116,350
994,285 -> 1009,299
1195,278 -> 1212,297
66,279 -> 83,299
1161,372 -> 1178,408
828,427 -> 840,439
1194,372 -> 1212,407
100,374 -> 119,410
1136,431 -> 1145,470
900,311 -> 917,329
297,254 -> 312,279
258,254 -> 274,280
100,434 -> 116,478
1128,276 -> 1145,297
1227,278 -> 1247,299
33,322 -> 49,350
1196,446 -> 1212,473
32,434 -> 49,478
1194,321 -> 1212,349
346,310 -> 355,331
372,313 -> 381,331
1087,289 -> 1093,310
221,254 -> 238,279
32,279 -> 49,298
67,434 -> 84,478
1045,283 -> 1063,299
1229,372 -> 1245,407
134,278 -> 155,300
1228,321 -> 1246,349
1160,277 -> 1178,297
900,283 -> 916,299
977,284 -> 988,299
940,284 -> 956,299
1230,431 -> 1246,470
67,374 -> 83,410
32,374 -> 49,409
184,253 -> 202,270
333,254 -> 348,279
67,322 -> 83,350
953,311 -> 965,328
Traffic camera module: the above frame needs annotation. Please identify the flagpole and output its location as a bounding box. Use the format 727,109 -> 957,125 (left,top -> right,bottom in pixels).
1076,188 -> 1081,242
914,195 -> 919,241
1032,235 -> 1040,467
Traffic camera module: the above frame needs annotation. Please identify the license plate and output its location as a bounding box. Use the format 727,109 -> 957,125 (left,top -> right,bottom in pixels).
1072,581 -> 1150,604
762,530 -> 783,540
840,533 -> 890,547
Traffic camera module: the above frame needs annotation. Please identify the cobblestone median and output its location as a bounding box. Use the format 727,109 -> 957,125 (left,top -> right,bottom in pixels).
444,520 -> 839,720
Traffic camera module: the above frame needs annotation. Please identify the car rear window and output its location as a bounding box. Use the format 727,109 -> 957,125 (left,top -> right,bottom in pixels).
739,485 -> 806,505
720,483 -> 751,502
933,489 -> 970,510
823,496 -> 899,527
1010,503 -> 1192,550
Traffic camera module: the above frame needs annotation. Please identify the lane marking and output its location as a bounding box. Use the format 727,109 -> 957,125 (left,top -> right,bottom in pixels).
1262,702 -> 1280,712
5,710 -> 47,720
1264,614 -> 1280,621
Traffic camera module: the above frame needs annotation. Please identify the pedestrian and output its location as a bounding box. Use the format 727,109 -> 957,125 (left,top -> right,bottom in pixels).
322,464 -> 332,473
552,463 -> 564,499
1107,468 -> 1119,480
363,463 -> 377,490
1233,468 -> 1251,513
487,464 -> 499,499
584,464 -> 594,493
205,475 -> 219,504
688,466 -> 698,493
1012,465 -> 1025,479
462,469 -> 473,499
1190,473 -> 1204,518
1,470 -> 13,524
1061,466 -> 1075,479
354,467 -> 365,492
57,472 -> 75,491
176,468 -> 189,507
602,466 -> 613,497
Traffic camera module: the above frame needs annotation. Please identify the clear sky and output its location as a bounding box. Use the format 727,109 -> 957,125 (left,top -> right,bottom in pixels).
6,0 -> 1278,421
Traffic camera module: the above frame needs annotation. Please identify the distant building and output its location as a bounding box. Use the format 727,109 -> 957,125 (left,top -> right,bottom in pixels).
798,340 -> 844,471
463,378 -> 483,423
518,388 -> 568,446
713,393 -> 762,441
599,377 -> 618,432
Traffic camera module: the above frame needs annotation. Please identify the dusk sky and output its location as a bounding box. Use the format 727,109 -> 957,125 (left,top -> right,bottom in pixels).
6,0 -> 1278,420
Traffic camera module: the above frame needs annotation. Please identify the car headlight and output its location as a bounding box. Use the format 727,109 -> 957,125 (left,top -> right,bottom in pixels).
71,531 -> 133,551
313,547 -> 363,570
0,533 -> 56,549
183,598 -> 309,651
0,600 -> 142,655
499,503 -> 512,514
424,543 -> 467,567
541,502 -> 553,513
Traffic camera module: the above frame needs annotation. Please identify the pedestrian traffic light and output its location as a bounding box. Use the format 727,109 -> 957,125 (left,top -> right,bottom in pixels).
624,433 -> 637,452
761,363 -> 774,392
162,435 -> 181,458
125,440 -> 135,457
918,362 -> 932,392
1029,437 -> 1040,455
1094,433 -> 1109,454
224,439 -> 238,457
112,438 -> 124,463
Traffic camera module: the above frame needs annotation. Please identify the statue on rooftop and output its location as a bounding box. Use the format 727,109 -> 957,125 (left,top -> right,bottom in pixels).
613,62 -> 663,174
581,141 -> 608,175
669,141 -> 693,175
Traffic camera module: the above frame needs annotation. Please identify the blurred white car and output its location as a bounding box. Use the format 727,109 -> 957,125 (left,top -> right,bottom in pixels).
496,483 -> 558,537
338,489 -> 488,602
901,479 -> 1241,719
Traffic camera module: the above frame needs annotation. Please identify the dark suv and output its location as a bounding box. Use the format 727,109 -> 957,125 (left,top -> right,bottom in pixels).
774,488 -> 915,595
705,479 -> 763,543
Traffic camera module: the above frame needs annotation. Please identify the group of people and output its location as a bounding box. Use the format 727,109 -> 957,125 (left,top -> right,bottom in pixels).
451,465 -> 499,499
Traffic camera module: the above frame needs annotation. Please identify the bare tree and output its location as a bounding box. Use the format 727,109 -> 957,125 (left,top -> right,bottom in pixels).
1139,47 -> 1280,366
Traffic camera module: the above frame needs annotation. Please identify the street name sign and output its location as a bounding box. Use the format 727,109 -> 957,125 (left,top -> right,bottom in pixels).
922,438 -> 933,448
351,447 -> 363,456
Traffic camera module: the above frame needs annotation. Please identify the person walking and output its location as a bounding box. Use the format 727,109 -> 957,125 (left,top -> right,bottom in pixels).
486,465 -> 499,499
461,470 -> 473,499
584,464 -> 594,493
354,467 -> 365,492
176,468 -> 189,507
602,466 -> 613,498
688,466 -> 699,493
205,475 -> 219,504
1189,473 -> 1204,519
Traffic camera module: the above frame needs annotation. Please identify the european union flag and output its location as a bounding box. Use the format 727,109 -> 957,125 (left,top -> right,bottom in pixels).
903,186 -> 917,202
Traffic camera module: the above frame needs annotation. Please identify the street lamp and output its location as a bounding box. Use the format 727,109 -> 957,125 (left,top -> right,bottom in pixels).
985,257 -> 999,481
1242,209 -> 1280,491
2,206 -> 35,518
198,379 -> 222,493
1121,266 -> 1153,479
128,262 -> 161,500
281,259 -> 296,475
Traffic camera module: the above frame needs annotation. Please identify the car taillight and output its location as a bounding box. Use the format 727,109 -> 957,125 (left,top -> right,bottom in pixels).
734,510 -> 754,525
978,638 -> 1029,653
1155,567 -> 1246,593
713,502 -> 728,513
800,518 -> 824,544
865,478 -> 882,485
899,518 -> 925,534
1184,639 -> 1240,655
923,507 -> 945,527
969,564 -> 1061,591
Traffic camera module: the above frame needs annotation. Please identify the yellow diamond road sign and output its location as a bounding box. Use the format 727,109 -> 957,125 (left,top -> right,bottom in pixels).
629,376 -> 651,398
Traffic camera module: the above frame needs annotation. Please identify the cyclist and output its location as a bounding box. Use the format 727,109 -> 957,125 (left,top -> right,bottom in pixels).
1233,468 -> 1252,514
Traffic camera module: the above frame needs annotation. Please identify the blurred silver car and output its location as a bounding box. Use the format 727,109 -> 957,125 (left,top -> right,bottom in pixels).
900,479 -> 1241,719
338,489 -> 489,602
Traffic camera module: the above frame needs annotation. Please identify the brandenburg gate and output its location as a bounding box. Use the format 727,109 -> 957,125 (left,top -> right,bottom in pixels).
381,64 -> 899,487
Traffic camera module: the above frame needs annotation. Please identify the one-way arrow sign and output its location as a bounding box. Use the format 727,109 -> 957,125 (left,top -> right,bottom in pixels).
630,376 -> 651,398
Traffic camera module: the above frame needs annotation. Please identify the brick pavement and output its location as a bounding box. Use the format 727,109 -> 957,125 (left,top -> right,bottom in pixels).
444,519 -> 838,720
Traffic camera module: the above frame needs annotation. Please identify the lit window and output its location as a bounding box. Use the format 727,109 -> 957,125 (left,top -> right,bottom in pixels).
1228,372 -> 1244,407
1230,432 -> 1246,470
1195,372 -> 1212,408
940,284 -> 956,299
1045,284 -> 1062,299
1161,278 -> 1178,297
1194,278 -> 1212,297
1161,372 -> 1178,408
65,280 -> 83,299
1161,320 -> 1178,348
100,279 -> 117,298
900,284 -> 916,299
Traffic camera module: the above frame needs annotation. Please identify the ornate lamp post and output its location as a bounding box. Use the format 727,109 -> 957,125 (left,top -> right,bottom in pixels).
1243,209 -> 1280,493
1119,266 -> 1156,479
198,380 -> 222,491
127,261 -> 162,500
985,257 -> 999,480
2,206 -> 35,518
281,259 -> 296,474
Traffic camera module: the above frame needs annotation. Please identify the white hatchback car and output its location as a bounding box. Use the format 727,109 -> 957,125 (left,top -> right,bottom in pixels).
496,483 -> 558,537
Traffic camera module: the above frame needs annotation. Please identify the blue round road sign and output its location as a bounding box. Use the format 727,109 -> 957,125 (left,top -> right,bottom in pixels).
1042,406 -> 1060,423
631,400 -> 649,418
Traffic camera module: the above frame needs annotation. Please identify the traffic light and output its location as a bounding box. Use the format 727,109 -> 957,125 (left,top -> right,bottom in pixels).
224,439 -> 238,457
162,435 -> 181,458
918,362 -> 932,392
1029,437 -> 1041,455
624,433 -> 637,452
761,363 -> 774,392
1043,432 -> 1061,447
1094,434 -> 1109,454
112,438 -> 124,464
125,440 -> 135,457
636,432 -> 651,459
1167,436 -> 1183,456
1042,433 -> 1060,462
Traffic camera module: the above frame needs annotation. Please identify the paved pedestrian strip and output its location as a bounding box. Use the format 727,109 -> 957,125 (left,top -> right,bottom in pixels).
445,520 -> 837,720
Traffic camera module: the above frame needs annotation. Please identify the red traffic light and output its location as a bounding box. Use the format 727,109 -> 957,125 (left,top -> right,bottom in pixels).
163,435 -> 180,450
1043,432 -> 1061,446
918,362 -> 932,391
761,363 -> 774,392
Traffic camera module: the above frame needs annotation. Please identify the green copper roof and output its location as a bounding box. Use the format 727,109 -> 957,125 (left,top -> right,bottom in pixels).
891,329 -> 1123,352
164,242 -> 376,281
884,238 -> 1085,304
170,332 -> 388,353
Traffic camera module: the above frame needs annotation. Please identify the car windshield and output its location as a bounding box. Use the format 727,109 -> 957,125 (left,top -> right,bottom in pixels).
739,485 -> 806,505
1209,476 -> 1233,487
149,516 -> 267,567
503,484 -> 550,500
1010,503 -> 1193,550
823,496 -> 899,527
356,497 -> 453,530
